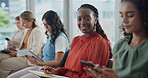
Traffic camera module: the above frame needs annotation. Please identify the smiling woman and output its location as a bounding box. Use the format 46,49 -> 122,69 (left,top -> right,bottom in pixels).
40,4 -> 111,78
85,0 -> 148,78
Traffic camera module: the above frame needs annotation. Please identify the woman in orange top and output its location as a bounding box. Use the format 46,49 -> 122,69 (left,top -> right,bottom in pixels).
43,4 -> 111,78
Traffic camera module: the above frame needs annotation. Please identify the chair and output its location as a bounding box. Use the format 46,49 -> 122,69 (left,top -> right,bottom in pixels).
107,59 -> 113,68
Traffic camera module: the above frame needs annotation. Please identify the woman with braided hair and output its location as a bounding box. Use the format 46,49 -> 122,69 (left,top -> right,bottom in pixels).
42,4 -> 111,78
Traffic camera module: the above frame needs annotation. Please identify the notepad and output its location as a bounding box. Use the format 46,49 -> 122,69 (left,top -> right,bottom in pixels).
17,50 -> 43,62
29,70 -> 68,78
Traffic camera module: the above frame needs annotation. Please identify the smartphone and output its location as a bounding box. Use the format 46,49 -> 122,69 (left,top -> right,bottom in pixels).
0,49 -> 11,54
80,60 -> 95,67
5,38 -> 10,41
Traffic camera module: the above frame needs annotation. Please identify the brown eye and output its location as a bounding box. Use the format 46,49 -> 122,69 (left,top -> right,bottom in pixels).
77,18 -> 81,22
127,13 -> 134,18
128,14 -> 134,18
85,17 -> 91,21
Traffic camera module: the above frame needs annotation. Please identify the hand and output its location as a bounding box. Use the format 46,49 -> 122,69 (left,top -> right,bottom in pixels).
25,55 -> 39,65
100,67 -> 119,78
9,51 -> 17,57
8,40 -> 13,45
84,64 -> 102,78
85,64 -> 119,78
7,46 -> 16,51
43,66 -> 58,74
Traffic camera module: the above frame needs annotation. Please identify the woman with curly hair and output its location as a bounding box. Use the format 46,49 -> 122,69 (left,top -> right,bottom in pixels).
85,0 -> 148,78
7,10 -> 69,78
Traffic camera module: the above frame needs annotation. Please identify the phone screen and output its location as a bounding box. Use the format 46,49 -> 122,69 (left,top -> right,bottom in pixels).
5,38 -> 10,41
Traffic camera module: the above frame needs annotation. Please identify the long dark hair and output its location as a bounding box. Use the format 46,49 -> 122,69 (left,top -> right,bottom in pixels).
77,4 -> 109,41
42,10 -> 68,44
121,0 -> 148,37
78,4 -> 112,58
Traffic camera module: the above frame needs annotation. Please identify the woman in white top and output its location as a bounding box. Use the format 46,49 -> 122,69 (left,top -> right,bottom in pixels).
8,16 -> 24,48
7,10 -> 69,78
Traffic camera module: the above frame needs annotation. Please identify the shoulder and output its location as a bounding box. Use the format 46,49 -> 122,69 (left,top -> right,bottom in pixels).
114,38 -> 128,47
55,32 -> 69,43
72,36 -> 81,42
112,38 -> 128,54
56,35 -> 67,42
56,32 -> 68,39
32,27 -> 43,34
94,34 -> 109,45
32,27 -> 42,31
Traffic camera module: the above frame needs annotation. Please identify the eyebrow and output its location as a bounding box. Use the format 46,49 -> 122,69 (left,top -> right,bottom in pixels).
126,11 -> 136,14
78,15 -> 91,18
119,11 -> 136,14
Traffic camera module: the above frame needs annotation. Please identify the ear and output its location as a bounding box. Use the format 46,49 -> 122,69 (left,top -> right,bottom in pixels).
95,18 -> 98,24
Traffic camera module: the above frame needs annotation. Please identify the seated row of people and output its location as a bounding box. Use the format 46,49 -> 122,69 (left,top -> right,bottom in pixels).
0,0 -> 148,77
6,3 -> 111,78
0,11 -> 45,78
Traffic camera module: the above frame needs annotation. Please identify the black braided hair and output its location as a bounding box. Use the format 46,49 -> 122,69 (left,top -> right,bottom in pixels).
78,4 -> 112,58
78,4 -> 109,41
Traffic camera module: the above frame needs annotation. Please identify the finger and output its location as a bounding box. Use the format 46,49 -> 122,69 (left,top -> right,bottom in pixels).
85,67 -> 101,78
44,69 -> 51,74
102,67 -> 114,72
93,67 -> 102,74
44,67 -> 53,70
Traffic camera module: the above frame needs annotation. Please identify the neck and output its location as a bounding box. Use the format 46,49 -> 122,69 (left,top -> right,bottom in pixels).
130,32 -> 148,46
84,31 -> 94,37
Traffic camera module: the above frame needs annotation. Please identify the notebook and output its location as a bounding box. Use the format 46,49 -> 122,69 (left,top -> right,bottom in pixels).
29,70 -> 68,78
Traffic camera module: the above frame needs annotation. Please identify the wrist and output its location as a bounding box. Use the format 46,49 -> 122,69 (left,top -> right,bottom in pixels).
36,62 -> 43,66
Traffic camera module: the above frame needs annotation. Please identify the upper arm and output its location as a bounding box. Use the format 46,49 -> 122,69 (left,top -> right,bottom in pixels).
55,52 -> 65,62
55,36 -> 68,53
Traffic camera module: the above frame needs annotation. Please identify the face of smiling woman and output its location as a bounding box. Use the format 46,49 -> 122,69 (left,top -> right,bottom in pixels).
77,8 -> 96,36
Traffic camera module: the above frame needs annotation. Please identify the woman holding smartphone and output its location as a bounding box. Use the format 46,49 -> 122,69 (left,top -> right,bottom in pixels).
0,11 -> 44,78
42,4 -> 111,78
85,0 -> 148,78
7,10 -> 69,78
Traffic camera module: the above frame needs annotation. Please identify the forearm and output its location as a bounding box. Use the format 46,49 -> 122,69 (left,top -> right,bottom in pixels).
12,40 -> 21,45
37,60 -> 61,66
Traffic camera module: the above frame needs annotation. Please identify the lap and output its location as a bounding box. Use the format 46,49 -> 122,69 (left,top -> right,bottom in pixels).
7,66 -> 41,78
0,52 -> 12,61
20,73 -> 40,78
0,56 -> 28,70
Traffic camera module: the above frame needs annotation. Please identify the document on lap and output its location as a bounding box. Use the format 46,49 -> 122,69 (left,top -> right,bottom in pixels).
17,50 -> 43,62
29,70 -> 68,78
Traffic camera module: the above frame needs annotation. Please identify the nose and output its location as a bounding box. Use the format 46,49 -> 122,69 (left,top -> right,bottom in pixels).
122,16 -> 128,24
80,19 -> 86,25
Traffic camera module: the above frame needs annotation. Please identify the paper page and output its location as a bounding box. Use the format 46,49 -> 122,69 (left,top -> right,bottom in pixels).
29,70 -> 68,78
17,50 -> 43,62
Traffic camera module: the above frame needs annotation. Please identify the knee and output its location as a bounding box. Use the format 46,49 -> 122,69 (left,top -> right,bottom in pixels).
7,75 -> 13,78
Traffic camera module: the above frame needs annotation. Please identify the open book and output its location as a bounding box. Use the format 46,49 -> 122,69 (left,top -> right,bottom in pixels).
29,70 -> 68,78
17,50 -> 43,62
